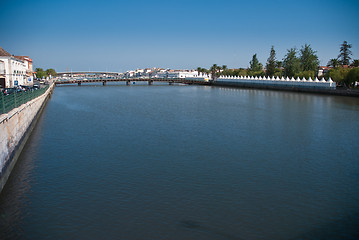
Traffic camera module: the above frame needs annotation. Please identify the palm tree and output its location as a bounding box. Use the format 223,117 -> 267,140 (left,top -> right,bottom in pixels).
327,58 -> 340,68
210,64 -> 222,81
350,59 -> 359,67
210,64 -> 217,80
196,67 -> 202,76
222,65 -> 228,76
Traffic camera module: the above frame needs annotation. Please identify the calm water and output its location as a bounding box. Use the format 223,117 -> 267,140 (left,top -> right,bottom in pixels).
1,84 -> 359,239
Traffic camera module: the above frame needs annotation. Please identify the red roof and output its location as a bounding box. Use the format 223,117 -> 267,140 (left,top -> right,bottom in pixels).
0,47 -> 12,56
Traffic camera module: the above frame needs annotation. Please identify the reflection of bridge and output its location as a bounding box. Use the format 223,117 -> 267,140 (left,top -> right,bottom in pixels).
54,78 -> 210,86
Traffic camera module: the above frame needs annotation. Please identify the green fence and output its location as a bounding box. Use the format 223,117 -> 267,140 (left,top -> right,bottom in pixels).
1,86 -> 49,115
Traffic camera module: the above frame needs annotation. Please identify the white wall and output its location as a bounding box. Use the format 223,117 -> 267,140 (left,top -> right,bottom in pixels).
0,56 -> 28,87
215,76 -> 336,89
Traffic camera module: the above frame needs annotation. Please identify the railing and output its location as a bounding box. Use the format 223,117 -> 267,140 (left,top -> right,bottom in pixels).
1,86 -> 49,114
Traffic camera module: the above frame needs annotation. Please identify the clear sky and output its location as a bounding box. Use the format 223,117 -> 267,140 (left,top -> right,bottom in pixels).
1,0 -> 359,72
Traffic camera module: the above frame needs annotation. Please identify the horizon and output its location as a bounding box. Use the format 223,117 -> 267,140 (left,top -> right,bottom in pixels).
1,0 -> 359,72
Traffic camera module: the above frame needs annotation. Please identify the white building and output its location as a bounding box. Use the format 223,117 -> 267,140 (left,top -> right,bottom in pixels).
0,47 -> 31,88
15,56 -> 34,84
155,70 -> 199,78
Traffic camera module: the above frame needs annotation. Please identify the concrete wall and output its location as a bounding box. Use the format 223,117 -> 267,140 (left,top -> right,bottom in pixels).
0,83 -> 54,192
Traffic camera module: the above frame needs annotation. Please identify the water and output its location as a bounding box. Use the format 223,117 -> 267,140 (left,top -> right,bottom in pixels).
1,84 -> 359,239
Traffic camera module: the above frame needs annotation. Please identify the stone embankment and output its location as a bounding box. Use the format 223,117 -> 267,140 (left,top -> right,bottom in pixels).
0,83 -> 54,192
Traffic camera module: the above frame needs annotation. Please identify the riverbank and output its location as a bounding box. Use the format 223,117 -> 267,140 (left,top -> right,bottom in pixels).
211,81 -> 359,97
0,83 -> 54,193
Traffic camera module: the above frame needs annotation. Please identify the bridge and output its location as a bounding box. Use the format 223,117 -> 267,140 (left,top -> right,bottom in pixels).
56,71 -> 120,77
54,78 -> 210,86
57,71 -> 120,76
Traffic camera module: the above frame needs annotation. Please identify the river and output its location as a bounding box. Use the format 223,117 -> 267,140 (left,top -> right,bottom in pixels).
1,84 -> 359,239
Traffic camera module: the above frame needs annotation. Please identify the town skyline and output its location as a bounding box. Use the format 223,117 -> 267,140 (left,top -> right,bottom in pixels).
1,0 -> 359,72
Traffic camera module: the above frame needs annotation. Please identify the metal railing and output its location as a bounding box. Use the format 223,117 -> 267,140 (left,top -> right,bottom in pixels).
1,86 -> 49,114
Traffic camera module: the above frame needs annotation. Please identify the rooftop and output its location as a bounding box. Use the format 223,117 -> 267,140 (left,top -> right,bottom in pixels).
0,47 -> 12,57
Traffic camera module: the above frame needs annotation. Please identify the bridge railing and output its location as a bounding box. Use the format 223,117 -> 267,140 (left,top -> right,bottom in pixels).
1,86 -> 49,115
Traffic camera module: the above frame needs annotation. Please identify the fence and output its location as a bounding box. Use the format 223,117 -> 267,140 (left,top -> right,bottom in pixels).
1,86 -> 49,114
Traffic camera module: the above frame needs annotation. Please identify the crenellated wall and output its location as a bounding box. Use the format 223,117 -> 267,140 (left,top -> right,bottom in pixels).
0,83 -> 54,192
216,75 -> 336,89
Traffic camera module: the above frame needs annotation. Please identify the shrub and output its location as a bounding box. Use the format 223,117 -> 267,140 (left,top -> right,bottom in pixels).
325,68 -> 351,86
295,70 -> 315,79
345,67 -> 359,87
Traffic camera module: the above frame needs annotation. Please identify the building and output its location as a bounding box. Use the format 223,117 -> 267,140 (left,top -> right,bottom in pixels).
0,47 -> 31,88
0,60 -> 5,88
14,56 -> 34,84
318,66 -> 330,77
155,69 -> 199,78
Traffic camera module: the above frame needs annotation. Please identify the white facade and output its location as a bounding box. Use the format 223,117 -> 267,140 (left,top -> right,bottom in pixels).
215,75 -> 336,89
0,55 -> 29,88
155,70 -> 199,79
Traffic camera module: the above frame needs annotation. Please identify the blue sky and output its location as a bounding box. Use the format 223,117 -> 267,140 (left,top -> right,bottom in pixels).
1,0 -> 359,72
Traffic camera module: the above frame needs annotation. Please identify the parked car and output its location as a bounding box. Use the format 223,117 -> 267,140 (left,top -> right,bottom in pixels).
2,88 -> 16,95
20,85 -> 32,92
32,84 -> 40,90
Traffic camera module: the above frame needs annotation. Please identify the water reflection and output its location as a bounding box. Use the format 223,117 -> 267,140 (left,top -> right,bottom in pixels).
0,109 -> 45,239
0,85 -> 358,239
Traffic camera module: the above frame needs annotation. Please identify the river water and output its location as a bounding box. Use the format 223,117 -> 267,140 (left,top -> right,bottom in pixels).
1,84 -> 359,239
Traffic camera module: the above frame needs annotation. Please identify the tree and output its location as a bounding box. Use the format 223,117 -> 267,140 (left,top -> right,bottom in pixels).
266,46 -> 276,77
283,48 -> 301,78
249,54 -> 263,72
210,64 -> 221,80
327,58 -> 340,68
325,67 -> 351,86
350,59 -> 359,67
299,44 -> 319,72
35,68 -> 46,79
34,67 -> 57,79
338,41 -> 352,66
295,70 -> 315,79
345,68 -> 359,87
46,68 -> 57,77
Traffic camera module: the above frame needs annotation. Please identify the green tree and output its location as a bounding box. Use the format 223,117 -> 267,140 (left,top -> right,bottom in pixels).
266,46 -> 276,77
300,44 -> 319,72
325,67 -> 351,86
327,58 -> 340,68
295,70 -> 315,79
345,68 -> 359,87
283,48 -> 301,78
338,41 -> 352,66
46,68 -> 57,77
35,68 -> 46,79
210,64 -> 222,80
350,59 -> 359,67
235,68 -> 248,76
249,54 -> 263,73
